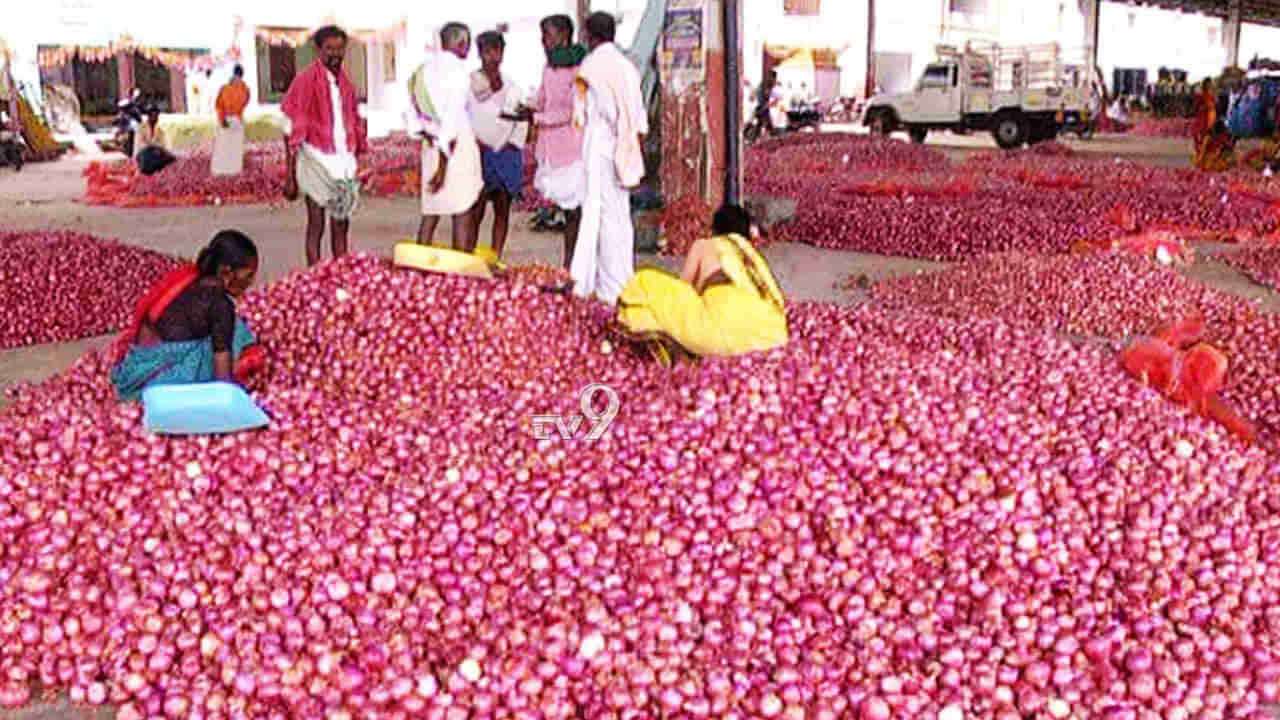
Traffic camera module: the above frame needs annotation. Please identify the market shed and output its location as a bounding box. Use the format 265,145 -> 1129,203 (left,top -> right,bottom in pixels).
1086,0 -> 1280,73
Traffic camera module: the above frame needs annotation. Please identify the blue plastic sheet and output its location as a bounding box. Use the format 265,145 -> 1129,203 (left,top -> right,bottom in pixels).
142,382 -> 269,435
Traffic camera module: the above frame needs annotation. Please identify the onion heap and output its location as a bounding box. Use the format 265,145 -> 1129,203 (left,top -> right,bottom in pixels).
1220,244 -> 1280,292
1130,117 -> 1196,139
745,133 -> 1277,260
0,230 -> 181,349
83,137 -> 427,208
866,249 -> 1280,441
513,145 -> 555,214
3,253 -> 1279,719
658,195 -> 714,256
500,262 -> 571,288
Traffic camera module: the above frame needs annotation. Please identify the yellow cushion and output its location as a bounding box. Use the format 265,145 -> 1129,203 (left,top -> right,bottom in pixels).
393,242 -> 492,279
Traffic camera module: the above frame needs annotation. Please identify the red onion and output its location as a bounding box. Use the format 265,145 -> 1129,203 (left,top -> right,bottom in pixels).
1,253 -> 1278,719
0,231 -> 182,349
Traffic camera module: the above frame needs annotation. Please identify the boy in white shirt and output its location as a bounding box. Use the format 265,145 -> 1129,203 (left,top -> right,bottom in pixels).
467,30 -> 527,259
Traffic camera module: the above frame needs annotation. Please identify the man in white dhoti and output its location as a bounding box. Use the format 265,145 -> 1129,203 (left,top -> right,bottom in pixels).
409,22 -> 483,252
211,65 -> 250,176
281,26 -> 369,267
569,12 -> 648,304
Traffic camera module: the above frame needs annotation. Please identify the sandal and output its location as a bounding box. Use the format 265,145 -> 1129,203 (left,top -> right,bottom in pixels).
648,340 -> 673,368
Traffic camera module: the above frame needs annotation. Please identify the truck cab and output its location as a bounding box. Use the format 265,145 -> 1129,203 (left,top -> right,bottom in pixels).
862,41 -> 1087,149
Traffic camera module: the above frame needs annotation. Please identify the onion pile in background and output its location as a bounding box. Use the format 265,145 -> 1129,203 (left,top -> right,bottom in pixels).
0,231 -> 181,349
83,137 -> 426,208
2,253 -> 1279,719
1220,244 -> 1280,292
1130,117 -> 1196,139
865,250 -> 1280,442
744,134 -> 1278,260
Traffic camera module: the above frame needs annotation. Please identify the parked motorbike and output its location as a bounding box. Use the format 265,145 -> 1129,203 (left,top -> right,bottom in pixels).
744,101 -> 823,143
0,112 -> 24,172
1062,109 -> 1096,140
824,96 -> 862,124
114,92 -> 144,158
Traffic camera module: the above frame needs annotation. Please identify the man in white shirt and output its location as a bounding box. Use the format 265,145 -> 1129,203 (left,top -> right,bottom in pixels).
570,12 -> 648,304
467,30 -> 527,260
409,23 -> 483,252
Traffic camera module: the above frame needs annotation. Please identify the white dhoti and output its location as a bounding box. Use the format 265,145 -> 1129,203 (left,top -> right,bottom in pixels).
420,128 -> 483,216
535,159 -> 587,210
570,152 -> 633,304
296,146 -> 360,221
211,117 -> 245,176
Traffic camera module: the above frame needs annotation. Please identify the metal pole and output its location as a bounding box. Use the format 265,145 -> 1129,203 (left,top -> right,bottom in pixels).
1226,0 -> 1243,68
578,0 -> 592,43
1083,0 -> 1100,95
724,0 -> 741,205
865,0 -> 876,99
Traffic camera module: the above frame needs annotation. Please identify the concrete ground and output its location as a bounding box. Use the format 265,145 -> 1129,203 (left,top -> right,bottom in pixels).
0,130 -> 1277,719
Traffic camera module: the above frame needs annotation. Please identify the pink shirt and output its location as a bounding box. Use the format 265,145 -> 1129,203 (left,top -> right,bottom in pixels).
533,65 -> 584,170
281,62 -> 368,156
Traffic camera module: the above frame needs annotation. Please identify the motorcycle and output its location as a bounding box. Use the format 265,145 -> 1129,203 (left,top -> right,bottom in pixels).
1062,108 -> 1097,140
0,112 -> 24,172
113,92 -> 144,158
824,96 -> 862,124
744,100 -> 823,143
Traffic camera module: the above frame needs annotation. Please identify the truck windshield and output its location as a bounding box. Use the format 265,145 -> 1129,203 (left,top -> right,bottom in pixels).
920,66 -> 951,89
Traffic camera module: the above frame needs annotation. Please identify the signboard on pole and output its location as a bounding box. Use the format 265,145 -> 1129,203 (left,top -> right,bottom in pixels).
663,0 -> 704,91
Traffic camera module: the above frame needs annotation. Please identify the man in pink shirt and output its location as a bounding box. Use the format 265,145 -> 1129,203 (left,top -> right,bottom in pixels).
515,15 -> 587,274
281,25 -> 369,267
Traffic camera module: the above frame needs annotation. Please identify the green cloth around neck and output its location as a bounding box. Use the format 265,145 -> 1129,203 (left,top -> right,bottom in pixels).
548,44 -> 587,69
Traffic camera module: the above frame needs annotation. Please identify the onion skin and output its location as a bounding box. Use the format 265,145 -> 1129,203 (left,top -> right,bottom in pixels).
0,253 -> 1278,719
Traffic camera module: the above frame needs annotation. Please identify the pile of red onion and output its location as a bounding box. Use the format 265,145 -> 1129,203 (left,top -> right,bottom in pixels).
1130,117 -> 1196,139
745,134 -> 1277,260
513,145 -> 555,213
83,137 -> 427,208
0,230 -> 181,349
1220,244 -> 1280,291
3,253 -> 1279,719
866,249 -> 1280,441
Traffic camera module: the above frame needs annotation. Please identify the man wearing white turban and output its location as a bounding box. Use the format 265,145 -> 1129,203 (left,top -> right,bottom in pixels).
408,22 -> 483,252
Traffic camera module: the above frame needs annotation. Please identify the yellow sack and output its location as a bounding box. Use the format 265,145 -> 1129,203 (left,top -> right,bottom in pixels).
618,237 -> 788,358
393,242 -> 492,279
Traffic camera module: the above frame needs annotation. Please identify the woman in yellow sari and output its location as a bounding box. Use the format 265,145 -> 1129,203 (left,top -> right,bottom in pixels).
616,204 -> 788,366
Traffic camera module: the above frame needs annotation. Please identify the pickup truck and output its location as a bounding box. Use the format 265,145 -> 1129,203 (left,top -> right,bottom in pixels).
862,41 -> 1090,149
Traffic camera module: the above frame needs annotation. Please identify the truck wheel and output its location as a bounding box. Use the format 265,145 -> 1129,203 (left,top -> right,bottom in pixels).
908,127 -> 928,144
868,110 -> 893,137
993,114 -> 1026,149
